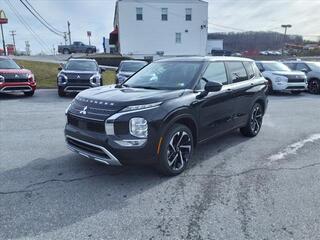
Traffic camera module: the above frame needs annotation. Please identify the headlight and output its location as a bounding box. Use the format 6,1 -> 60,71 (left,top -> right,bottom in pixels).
129,117 -> 148,138
27,73 -> 35,82
90,74 -> 101,86
65,102 -> 72,115
117,74 -> 127,83
58,74 -> 68,85
121,102 -> 162,113
0,75 -> 4,83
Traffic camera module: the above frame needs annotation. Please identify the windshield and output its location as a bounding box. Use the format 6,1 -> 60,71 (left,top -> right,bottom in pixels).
64,60 -> 98,71
120,62 -> 147,72
124,62 -> 202,90
308,62 -> 320,71
0,58 -> 20,69
262,62 -> 291,71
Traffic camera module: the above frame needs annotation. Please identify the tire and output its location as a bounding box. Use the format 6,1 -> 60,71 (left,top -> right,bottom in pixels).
240,103 -> 263,137
157,124 -> 194,176
291,91 -> 302,95
58,87 -> 66,97
266,79 -> 273,95
308,79 -> 320,94
63,48 -> 70,54
24,91 -> 34,97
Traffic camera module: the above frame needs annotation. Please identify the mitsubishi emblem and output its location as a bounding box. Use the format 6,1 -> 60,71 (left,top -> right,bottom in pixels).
80,106 -> 87,115
15,74 -> 19,78
77,75 -> 81,79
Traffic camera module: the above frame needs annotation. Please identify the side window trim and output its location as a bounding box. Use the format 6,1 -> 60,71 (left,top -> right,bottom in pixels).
243,61 -> 255,80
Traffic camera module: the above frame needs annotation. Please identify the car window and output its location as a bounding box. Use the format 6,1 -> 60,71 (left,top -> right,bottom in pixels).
0,58 -> 20,69
226,62 -> 248,83
120,62 -> 147,72
284,62 -> 295,70
296,63 -> 310,72
256,62 -> 264,72
65,61 -> 98,71
243,62 -> 255,79
196,62 -> 228,90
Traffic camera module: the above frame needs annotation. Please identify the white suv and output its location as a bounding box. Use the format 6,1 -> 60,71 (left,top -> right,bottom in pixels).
256,61 -> 307,94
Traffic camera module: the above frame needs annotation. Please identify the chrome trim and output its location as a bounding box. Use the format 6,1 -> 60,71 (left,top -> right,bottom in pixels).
0,85 -> 33,92
66,135 -> 122,166
64,86 -> 90,93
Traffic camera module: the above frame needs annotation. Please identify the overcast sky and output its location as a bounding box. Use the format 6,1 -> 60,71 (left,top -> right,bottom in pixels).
1,0 -> 319,54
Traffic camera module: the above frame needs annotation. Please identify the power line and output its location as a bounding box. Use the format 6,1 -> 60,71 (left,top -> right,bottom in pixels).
19,0 -> 64,37
5,0 -> 51,54
24,0 -> 65,35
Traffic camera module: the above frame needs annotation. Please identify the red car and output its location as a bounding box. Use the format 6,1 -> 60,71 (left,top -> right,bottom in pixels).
0,56 -> 36,96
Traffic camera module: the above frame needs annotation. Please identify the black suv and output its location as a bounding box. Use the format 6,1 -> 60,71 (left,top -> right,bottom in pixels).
57,59 -> 104,97
65,57 -> 268,175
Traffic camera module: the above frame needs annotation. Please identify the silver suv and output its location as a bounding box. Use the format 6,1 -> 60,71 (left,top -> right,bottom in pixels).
283,61 -> 320,94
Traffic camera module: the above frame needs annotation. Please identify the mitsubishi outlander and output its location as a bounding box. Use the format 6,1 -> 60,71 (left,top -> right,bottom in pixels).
65,57 -> 268,175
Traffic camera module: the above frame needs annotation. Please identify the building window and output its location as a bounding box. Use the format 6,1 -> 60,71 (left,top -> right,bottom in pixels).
136,7 -> 143,21
175,33 -> 182,44
186,8 -> 192,21
161,8 -> 168,21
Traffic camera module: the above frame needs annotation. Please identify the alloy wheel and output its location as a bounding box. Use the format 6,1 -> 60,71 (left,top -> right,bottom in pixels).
250,105 -> 263,135
167,131 -> 192,171
309,80 -> 320,94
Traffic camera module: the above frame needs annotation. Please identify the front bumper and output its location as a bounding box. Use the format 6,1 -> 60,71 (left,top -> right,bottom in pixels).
0,82 -> 36,93
64,120 -> 160,166
273,81 -> 307,91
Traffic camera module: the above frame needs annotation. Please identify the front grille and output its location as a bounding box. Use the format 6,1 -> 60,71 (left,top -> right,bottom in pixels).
2,73 -> 29,82
68,98 -> 121,121
2,86 -> 32,91
67,79 -> 90,85
287,78 -> 305,83
65,73 -> 93,80
68,114 -> 105,133
67,138 -> 107,158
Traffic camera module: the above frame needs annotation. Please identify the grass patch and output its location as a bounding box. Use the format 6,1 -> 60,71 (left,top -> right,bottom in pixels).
15,60 -> 116,88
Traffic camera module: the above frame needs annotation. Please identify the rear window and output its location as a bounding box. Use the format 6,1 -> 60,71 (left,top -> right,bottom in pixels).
226,62 -> 248,83
120,62 -> 147,72
65,60 -> 98,71
243,62 -> 255,79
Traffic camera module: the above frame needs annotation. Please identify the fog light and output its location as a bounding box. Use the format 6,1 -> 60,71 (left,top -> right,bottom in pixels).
114,139 -> 147,147
129,117 -> 148,138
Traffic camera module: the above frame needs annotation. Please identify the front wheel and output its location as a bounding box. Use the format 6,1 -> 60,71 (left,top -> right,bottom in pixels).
24,91 -> 34,97
157,124 -> 193,176
308,79 -> 320,94
240,103 -> 263,137
266,79 -> 273,95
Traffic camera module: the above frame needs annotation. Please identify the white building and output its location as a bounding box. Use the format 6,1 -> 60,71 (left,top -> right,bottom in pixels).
110,0 -> 208,59
206,39 -> 224,54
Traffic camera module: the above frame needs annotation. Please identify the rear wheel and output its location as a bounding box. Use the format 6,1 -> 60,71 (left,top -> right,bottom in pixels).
58,87 -> 66,97
24,91 -> 34,97
240,103 -> 263,137
63,48 -> 70,54
157,124 -> 193,176
266,79 -> 273,95
308,79 -> 320,94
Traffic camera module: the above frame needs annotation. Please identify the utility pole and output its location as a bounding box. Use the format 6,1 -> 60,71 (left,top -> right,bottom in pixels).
67,21 -> 71,45
63,32 -> 67,45
0,24 -> 6,55
9,30 -> 16,50
25,41 -> 30,56
281,24 -> 292,56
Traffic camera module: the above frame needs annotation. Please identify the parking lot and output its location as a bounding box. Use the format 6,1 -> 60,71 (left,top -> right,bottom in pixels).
1,90 -> 320,240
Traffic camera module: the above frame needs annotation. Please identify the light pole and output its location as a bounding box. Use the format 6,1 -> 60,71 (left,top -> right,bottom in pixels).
281,24 -> 292,56
0,10 -> 8,56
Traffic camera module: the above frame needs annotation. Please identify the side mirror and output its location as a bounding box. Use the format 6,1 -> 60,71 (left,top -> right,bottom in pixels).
301,68 -> 308,73
204,81 -> 223,92
100,68 -> 106,73
58,66 -> 62,71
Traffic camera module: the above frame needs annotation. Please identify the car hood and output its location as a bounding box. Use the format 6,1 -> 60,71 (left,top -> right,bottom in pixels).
269,71 -> 305,77
0,68 -> 31,74
77,85 -> 185,107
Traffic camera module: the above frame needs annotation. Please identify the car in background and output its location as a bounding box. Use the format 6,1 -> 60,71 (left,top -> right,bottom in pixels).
57,58 -> 104,97
116,60 -> 148,84
0,56 -> 36,96
283,61 -> 320,94
255,61 -> 307,95
58,41 -> 97,55
65,57 -> 268,175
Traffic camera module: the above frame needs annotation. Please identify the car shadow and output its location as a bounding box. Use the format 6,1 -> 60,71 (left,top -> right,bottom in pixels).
0,130 -> 247,239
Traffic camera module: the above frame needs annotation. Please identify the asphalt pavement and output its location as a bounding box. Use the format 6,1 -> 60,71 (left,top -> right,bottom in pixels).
1,90 -> 320,240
